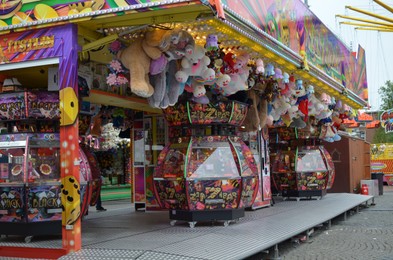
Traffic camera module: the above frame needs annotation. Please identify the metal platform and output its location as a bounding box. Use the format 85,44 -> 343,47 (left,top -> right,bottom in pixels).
0,193 -> 372,260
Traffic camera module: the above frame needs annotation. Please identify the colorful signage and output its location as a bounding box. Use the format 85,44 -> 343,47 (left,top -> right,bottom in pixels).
380,109 -> 393,133
220,0 -> 368,100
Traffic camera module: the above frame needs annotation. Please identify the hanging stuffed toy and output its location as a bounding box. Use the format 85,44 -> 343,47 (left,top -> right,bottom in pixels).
117,29 -> 171,98
307,85 -> 324,117
293,79 -> 309,120
175,45 -> 215,104
221,52 -> 250,96
265,63 -> 275,77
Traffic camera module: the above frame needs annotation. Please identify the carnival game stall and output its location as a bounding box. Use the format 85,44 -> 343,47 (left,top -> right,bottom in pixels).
0,0 -> 369,257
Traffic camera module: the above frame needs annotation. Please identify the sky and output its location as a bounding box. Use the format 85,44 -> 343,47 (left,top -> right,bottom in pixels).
307,0 -> 393,111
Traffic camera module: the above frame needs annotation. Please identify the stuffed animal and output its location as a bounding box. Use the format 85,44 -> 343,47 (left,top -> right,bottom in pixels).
175,45 -> 215,103
242,89 -> 268,131
293,79 -> 309,119
300,50 -> 309,71
274,68 -> 284,80
162,28 -> 195,58
269,94 -> 291,122
221,52 -> 236,75
221,52 -> 250,96
265,63 -> 275,77
148,29 -> 195,108
205,34 -> 219,51
117,29 -> 169,98
148,60 -> 182,109
162,30 -> 192,62
255,58 -> 265,75
307,85 -> 324,117
315,92 -> 333,121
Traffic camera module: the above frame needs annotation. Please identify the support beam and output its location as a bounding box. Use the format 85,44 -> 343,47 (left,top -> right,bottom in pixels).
355,27 -> 393,32
374,0 -> 393,15
340,21 -> 393,30
336,14 -> 393,27
345,5 -> 393,24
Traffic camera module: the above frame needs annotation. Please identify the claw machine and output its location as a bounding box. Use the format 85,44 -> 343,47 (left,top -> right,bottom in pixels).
153,100 -> 259,227
270,128 -> 335,200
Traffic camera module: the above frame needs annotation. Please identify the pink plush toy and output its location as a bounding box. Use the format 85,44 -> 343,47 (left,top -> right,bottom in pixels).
255,58 -> 265,74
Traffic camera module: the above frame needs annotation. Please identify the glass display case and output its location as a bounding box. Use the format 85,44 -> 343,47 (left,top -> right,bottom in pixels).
271,145 -> 335,200
0,133 -> 62,237
0,91 -> 92,239
154,100 -> 258,227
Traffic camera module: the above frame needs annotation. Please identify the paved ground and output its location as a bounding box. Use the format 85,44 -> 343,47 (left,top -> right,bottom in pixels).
249,186 -> 393,260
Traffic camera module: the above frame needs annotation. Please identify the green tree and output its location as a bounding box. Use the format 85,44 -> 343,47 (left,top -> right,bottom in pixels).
372,80 -> 393,143
378,80 -> 393,111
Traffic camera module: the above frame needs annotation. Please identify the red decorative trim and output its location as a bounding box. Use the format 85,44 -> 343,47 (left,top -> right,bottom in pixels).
0,247 -> 67,259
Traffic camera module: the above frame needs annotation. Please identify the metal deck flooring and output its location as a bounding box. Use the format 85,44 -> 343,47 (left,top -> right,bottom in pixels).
0,193 -> 372,259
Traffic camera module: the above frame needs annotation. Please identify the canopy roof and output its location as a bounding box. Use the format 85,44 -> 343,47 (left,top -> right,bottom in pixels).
0,0 -> 368,109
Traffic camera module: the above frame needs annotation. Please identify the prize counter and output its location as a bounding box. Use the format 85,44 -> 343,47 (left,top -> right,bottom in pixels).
153,100 -> 259,228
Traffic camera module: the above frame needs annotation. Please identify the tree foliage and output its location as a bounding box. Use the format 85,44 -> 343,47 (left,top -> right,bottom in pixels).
372,80 -> 393,144
373,126 -> 393,143
378,80 -> 393,111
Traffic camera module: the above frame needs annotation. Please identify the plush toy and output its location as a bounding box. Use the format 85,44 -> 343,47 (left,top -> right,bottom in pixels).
307,85 -> 324,117
175,45 -> 215,103
221,52 -> 250,96
210,73 -> 231,95
221,52 -> 236,75
283,72 -> 290,83
269,94 -> 291,122
293,79 -> 309,119
320,121 -> 341,142
300,50 -> 309,71
265,63 -> 275,77
148,29 -> 196,108
274,68 -> 284,80
205,34 -> 219,51
148,60 -> 182,109
255,58 -> 265,74
279,72 -> 291,97
117,29 -> 169,98
162,28 -> 195,57
315,92 -> 333,122
242,89 -> 268,131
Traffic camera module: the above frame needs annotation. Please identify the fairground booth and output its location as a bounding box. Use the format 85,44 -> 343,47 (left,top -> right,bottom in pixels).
0,0 -> 368,258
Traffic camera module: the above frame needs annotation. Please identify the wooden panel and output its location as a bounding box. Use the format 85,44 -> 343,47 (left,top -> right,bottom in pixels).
83,89 -> 162,114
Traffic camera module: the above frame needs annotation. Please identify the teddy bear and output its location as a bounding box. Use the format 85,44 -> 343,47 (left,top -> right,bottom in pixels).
175,45 -> 215,102
117,29 -> 170,98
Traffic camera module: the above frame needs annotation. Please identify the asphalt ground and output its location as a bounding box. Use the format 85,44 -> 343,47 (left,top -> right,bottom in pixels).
249,186 -> 393,260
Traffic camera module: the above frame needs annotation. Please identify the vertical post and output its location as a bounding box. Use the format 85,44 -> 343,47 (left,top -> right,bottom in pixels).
59,24 -> 81,253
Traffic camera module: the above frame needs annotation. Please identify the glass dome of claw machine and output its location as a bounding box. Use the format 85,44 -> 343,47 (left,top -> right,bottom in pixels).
153,100 -> 259,226
272,144 -> 335,200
